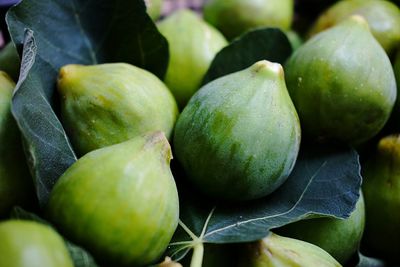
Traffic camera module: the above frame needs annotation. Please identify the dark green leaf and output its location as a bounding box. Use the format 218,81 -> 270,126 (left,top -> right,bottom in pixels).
202,28 -> 292,85
168,143 -> 362,259
6,0 -> 168,206
10,207 -> 99,267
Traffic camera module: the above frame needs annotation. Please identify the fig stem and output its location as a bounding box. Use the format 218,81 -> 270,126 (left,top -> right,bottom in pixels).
190,242 -> 204,267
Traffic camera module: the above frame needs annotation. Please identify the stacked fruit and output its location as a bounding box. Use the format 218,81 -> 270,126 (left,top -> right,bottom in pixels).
0,0 -> 399,266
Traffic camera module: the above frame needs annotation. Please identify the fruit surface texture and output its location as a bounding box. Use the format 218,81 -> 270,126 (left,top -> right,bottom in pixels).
362,135 -> 400,261
157,9 -> 227,107
174,60 -> 301,201
203,0 -> 294,39
47,132 -> 179,266
0,220 -> 73,267
285,16 -> 396,145
58,63 -> 178,155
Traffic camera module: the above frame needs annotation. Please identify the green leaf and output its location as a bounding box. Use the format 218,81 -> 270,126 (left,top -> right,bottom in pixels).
10,207 -> 99,267
6,0 -> 169,206
168,143 -> 362,260
202,28 -> 292,85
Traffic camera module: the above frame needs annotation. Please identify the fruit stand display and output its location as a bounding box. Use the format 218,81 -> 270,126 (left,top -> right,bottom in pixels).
0,0 -> 400,266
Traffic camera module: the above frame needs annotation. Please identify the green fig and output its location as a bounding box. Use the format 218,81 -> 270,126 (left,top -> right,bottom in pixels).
0,71 -> 35,217
308,0 -> 400,55
0,42 -> 20,81
285,16 -> 396,145
203,0 -> 294,40
174,60 -> 301,201
285,30 -> 303,51
276,192 -> 365,264
146,0 -> 163,20
362,135 -> 400,261
157,9 -> 228,108
239,233 -> 342,266
0,220 -> 73,267
47,132 -> 179,267
57,63 -> 178,156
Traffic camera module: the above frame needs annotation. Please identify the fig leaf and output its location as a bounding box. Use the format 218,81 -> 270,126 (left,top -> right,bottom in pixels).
168,143 -> 362,261
202,28 -> 292,85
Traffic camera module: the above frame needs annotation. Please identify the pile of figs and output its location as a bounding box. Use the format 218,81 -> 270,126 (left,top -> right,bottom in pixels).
1,0 -> 400,266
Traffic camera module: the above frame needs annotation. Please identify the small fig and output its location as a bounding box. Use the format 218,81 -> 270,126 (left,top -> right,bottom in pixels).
174,60 -> 301,201
46,132 -> 179,267
285,16 -> 396,145
203,0 -> 294,40
0,220 -> 74,267
276,192 -> 365,264
308,0 -> 400,55
362,135 -> 400,261
239,232 -> 341,266
158,257 -> 182,267
57,63 -> 178,155
145,0 -> 163,20
0,71 -> 35,217
157,9 -> 227,107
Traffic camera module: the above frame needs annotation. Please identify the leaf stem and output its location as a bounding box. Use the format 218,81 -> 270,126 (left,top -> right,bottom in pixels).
190,242 -> 204,267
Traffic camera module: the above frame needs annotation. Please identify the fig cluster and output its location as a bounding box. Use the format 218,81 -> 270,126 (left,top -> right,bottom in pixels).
1,0 -> 400,266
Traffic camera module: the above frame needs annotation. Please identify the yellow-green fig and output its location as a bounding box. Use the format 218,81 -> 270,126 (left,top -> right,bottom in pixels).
174,60 -> 301,201
47,132 -> 179,267
0,71 -> 34,217
308,0 -> 400,55
57,63 -> 178,156
362,135 -> 400,261
203,0 -> 294,40
157,9 -> 228,108
276,192 -> 365,264
239,233 -> 341,266
146,0 -> 163,20
0,220 -> 73,267
285,16 -> 396,145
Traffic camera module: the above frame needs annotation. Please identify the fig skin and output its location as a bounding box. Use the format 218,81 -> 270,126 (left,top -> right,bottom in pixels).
0,220 -> 74,267
239,232 -> 341,266
46,132 -> 179,267
157,9 -> 228,108
203,0 -> 294,40
362,135 -> 400,262
146,0 -> 163,20
57,63 -> 178,156
276,192 -> 365,264
0,71 -> 35,217
174,60 -> 301,201
308,0 -> 400,55
285,16 -> 396,145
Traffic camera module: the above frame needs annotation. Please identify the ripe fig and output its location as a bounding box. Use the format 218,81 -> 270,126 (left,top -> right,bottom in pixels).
57,63 -> 178,155
203,0 -> 294,40
362,135 -> 400,261
46,132 -> 179,267
0,71 -> 34,217
308,0 -> 400,55
238,233 -> 341,266
174,60 -> 301,201
276,192 -> 365,264
0,220 -> 73,267
157,9 -> 227,107
285,16 -> 396,145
